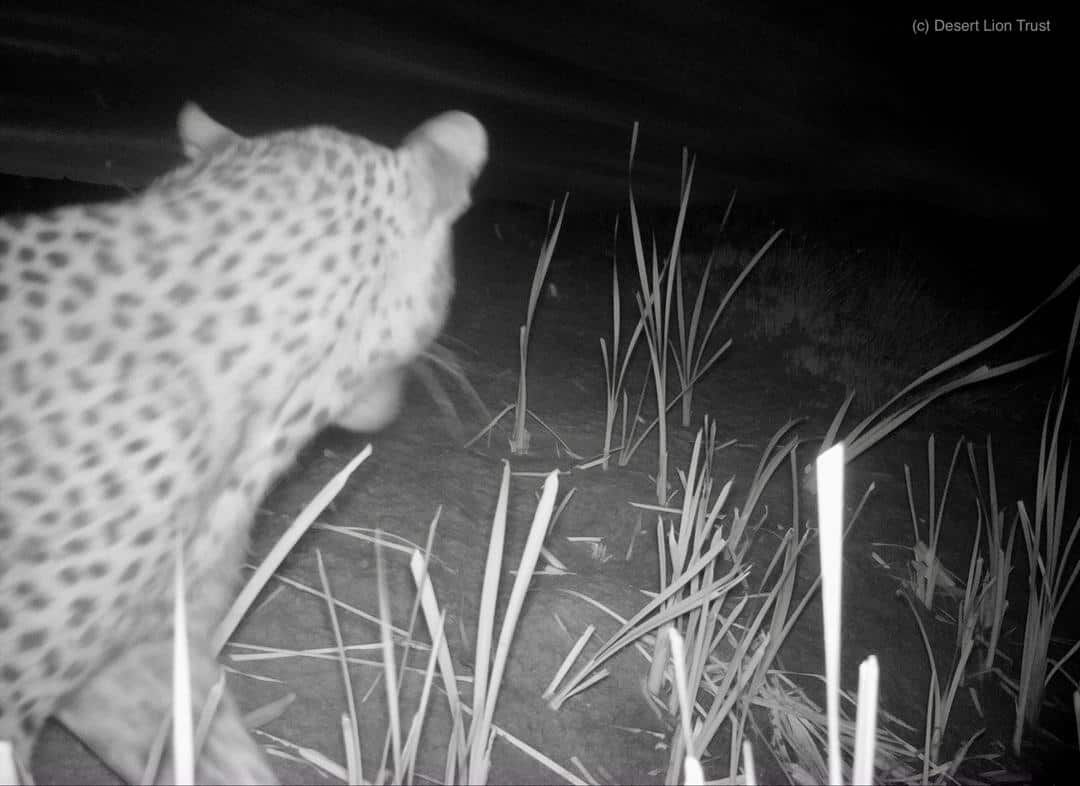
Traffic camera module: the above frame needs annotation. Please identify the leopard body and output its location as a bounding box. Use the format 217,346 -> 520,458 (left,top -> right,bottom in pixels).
0,103 -> 486,783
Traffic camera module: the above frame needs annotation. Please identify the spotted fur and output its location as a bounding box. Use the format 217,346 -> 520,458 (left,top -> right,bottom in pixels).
0,103 -> 486,783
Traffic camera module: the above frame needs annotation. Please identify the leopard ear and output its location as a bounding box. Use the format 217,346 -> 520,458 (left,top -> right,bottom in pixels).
402,111 -> 487,222
177,103 -> 242,160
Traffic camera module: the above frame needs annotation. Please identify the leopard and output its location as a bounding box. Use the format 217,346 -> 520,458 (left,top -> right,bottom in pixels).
0,102 -> 487,784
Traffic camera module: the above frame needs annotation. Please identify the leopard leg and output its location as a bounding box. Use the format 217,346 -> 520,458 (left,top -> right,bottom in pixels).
56,639 -> 276,785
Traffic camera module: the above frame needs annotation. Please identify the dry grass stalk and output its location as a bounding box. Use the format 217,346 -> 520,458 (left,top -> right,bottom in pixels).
853,656 -> 880,785
0,742 -> 18,785
807,263 -> 1080,498
171,534 -> 195,786
322,549 -> 365,778
510,196 -> 568,454
599,214 -> 646,470
213,446 -> 372,654
671,224 -> 781,430
904,436 -> 964,611
673,188 -> 736,427
1014,383 -> 1080,750
900,578 -> 981,779
965,436 -> 1018,676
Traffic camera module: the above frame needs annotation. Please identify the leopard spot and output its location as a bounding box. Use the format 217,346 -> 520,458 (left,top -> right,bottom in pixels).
193,314 -> 218,344
32,387 -> 54,408
124,438 -> 149,453
90,340 -> 115,364
167,282 -> 198,304
64,322 -> 94,342
12,488 -> 45,507
76,623 -> 100,647
20,269 -> 49,285
18,629 -> 46,651
146,312 -> 175,339
11,455 -> 36,478
40,649 -> 61,678
218,345 -> 247,372
119,560 -> 142,583
20,317 -> 43,342
36,510 -> 60,527
192,244 -> 219,267
94,248 -> 123,275
240,303 -> 261,325
66,368 -> 94,393
70,273 -> 96,296
154,476 -> 173,498
15,534 -> 49,562
216,282 -> 240,300
133,220 -> 155,238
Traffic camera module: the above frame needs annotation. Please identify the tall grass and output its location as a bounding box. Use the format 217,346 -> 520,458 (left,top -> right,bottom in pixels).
333,463 -> 566,785
805,262 -> 1080,500
510,196 -> 568,454
671,204 -> 780,432
1014,381 -> 1080,750
599,214 -> 645,470
227,460 -> 569,785
625,123 -> 691,503
465,198 -> 581,459
1008,296 -> 1080,753
904,436 -> 964,611
546,420 -> 908,784
900,539 -> 984,779
966,436 -> 1017,676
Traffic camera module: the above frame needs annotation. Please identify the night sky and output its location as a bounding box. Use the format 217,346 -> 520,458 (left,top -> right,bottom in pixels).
0,1 -> 1063,227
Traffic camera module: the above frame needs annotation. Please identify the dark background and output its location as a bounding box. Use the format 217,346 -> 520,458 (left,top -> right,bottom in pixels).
0,1 -> 1063,269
